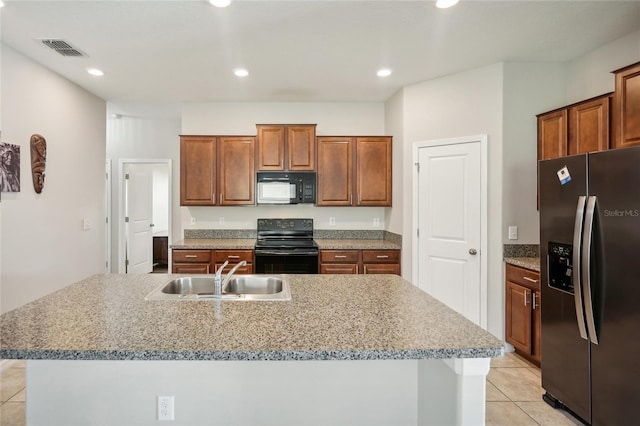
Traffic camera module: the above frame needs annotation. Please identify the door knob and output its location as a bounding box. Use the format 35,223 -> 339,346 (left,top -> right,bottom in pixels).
469,248 -> 477,255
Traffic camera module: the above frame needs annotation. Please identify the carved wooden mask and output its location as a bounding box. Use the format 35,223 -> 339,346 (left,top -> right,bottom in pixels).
30,134 -> 47,194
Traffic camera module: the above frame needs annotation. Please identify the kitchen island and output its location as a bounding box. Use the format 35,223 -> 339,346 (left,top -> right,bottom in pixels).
0,273 -> 503,425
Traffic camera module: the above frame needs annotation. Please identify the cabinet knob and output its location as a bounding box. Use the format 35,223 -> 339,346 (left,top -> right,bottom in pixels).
469,248 -> 478,255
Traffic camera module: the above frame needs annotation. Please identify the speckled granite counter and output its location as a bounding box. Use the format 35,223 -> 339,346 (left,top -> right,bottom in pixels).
0,273 -> 501,361
315,239 -> 401,250
504,257 -> 540,272
171,238 -> 401,250
171,238 -> 256,250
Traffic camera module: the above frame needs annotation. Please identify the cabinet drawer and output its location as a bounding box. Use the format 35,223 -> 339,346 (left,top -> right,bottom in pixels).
362,250 -> 400,263
215,250 -> 253,263
320,264 -> 358,274
173,250 -> 211,263
172,264 -> 210,274
506,264 -> 540,290
320,250 -> 359,263
363,264 -> 400,275
215,263 -> 253,275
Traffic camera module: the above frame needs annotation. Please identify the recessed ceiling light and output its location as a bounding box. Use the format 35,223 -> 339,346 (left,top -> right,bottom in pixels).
0,1 -> 5,8
209,0 -> 231,7
377,69 -> 392,78
234,68 -> 249,77
87,68 -> 104,77
436,0 -> 459,9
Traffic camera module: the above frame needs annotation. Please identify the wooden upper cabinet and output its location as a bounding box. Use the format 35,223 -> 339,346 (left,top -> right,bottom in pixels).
537,109 -> 568,161
256,125 -> 285,170
356,137 -> 392,206
218,136 -> 255,205
568,95 -> 610,155
180,136 -> 216,206
256,124 -> 316,171
287,126 -> 316,170
316,137 -> 353,206
612,62 -> 640,149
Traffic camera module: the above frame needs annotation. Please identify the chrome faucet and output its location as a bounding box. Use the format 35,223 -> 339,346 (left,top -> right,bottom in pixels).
213,260 -> 247,296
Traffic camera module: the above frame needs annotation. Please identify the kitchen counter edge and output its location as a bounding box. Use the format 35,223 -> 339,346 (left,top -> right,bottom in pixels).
504,257 -> 540,272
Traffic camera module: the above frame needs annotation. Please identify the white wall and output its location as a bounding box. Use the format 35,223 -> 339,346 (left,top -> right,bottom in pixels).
565,29 -> 640,104
393,63 -> 505,338
106,113 -> 181,271
181,102 -> 388,232
384,89 -> 404,236
502,62 -> 567,244
0,45 -> 106,314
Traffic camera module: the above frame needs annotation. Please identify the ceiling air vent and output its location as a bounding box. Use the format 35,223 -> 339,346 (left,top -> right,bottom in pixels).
39,39 -> 86,57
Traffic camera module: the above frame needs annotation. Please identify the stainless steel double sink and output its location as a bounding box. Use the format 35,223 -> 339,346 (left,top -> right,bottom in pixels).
145,275 -> 291,301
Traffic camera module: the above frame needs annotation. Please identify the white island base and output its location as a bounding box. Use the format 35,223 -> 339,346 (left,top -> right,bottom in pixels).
27,358 -> 490,425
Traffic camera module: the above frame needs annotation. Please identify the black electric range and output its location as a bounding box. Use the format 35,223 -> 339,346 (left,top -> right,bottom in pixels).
254,218 -> 318,274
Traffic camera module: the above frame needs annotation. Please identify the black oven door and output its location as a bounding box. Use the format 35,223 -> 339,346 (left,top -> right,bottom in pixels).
254,249 -> 318,274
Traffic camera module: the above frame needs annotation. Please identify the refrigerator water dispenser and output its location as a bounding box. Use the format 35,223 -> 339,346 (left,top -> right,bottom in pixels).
548,242 -> 573,293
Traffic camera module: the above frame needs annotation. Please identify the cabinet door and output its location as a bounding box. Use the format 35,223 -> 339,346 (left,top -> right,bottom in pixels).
362,264 -> 400,275
612,62 -> 640,149
173,264 -> 210,274
532,290 -> 542,363
505,281 -> 533,355
538,110 -> 568,161
287,125 -> 316,171
356,137 -> 392,206
257,125 -> 285,170
320,264 -> 358,274
568,96 -> 610,155
316,137 -> 353,206
218,137 -> 255,205
180,136 -> 216,206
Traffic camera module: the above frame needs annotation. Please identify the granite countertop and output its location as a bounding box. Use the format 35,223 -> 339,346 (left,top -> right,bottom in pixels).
504,257 -> 540,272
0,274 -> 502,361
171,238 -> 256,250
172,238 -> 401,251
314,239 -> 401,250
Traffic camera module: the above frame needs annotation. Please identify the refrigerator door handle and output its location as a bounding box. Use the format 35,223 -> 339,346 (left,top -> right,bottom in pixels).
573,196 -> 589,340
582,195 -> 599,345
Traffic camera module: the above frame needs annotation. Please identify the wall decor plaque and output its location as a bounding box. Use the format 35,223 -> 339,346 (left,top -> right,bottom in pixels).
30,134 -> 47,194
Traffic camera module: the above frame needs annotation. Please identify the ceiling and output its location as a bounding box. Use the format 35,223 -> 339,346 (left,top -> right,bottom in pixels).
2,0 -> 640,107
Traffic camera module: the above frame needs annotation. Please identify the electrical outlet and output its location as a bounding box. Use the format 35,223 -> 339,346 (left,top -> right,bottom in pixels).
83,219 -> 92,231
373,218 -> 380,227
329,217 -> 336,226
157,396 -> 174,421
190,217 -> 196,225
508,226 -> 518,240
219,217 -> 225,225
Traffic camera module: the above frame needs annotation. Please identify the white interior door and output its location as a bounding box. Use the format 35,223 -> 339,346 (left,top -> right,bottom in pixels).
415,138 -> 484,326
125,164 -> 154,274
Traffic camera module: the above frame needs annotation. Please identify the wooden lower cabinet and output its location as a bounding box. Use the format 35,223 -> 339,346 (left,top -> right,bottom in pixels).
319,250 -> 359,274
319,249 -> 400,275
172,249 -> 254,274
214,250 -> 253,274
505,263 -> 541,366
172,249 -> 212,273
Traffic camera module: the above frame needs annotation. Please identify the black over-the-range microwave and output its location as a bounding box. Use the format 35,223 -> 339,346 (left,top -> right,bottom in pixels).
256,172 -> 316,205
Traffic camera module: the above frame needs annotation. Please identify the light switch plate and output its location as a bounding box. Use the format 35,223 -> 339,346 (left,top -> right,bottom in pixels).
508,226 -> 518,240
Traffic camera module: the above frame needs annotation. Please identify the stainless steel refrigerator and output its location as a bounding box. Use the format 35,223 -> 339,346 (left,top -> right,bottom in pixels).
539,146 -> 640,426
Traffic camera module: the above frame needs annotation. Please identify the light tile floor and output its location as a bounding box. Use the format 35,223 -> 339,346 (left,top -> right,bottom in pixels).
487,352 -> 585,426
1,353 -> 584,425
0,360 -> 26,426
